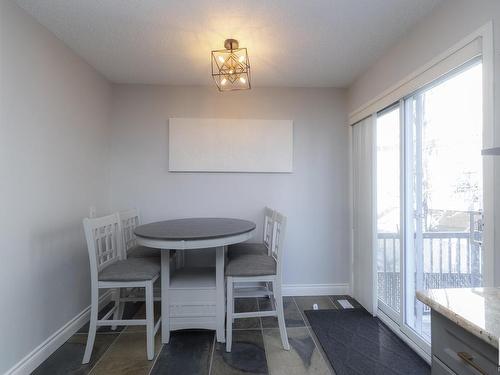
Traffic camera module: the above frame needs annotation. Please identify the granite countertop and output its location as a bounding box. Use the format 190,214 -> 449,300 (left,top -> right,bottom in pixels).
417,287 -> 500,348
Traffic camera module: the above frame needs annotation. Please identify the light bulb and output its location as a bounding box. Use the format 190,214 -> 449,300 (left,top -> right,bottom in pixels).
229,69 -> 234,74
238,55 -> 245,63
221,78 -> 227,85
239,77 -> 246,84
218,56 -> 225,63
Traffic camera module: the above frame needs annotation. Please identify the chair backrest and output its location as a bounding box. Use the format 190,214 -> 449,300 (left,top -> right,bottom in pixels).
118,208 -> 141,256
270,211 -> 287,277
263,207 -> 276,255
83,213 -> 124,280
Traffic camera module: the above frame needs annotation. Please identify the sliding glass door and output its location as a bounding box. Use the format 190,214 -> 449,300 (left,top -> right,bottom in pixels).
404,60 -> 484,344
376,59 -> 484,349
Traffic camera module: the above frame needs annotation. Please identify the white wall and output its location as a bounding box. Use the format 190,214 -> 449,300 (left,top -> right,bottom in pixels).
348,0 -> 500,114
348,0 -> 500,284
0,1 -> 111,372
109,85 -> 350,287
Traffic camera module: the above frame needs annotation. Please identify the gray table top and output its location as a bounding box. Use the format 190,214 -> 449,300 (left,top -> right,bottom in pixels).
134,218 -> 256,241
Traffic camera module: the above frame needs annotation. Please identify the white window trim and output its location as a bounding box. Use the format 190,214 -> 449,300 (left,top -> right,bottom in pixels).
348,22 -> 493,127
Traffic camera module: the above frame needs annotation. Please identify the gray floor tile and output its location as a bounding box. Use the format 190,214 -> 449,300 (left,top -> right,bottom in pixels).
150,330 -> 214,375
304,326 -> 336,375
123,302 -> 161,333
233,298 -> 261,330
294,296 -> 335,313
89,331 -> 161,375
259,297 -> 305,329
211,330 -> 268,375
263,327 -> 332,375
32,333 -> 118,375
33,295 -> 366,375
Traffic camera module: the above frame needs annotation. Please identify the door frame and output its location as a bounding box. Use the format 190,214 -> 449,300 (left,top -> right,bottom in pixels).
376,53 -> 492,357
350,22 -> 494,361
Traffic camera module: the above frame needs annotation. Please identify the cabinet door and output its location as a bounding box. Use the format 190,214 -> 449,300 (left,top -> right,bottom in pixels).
432,311 -> 497,375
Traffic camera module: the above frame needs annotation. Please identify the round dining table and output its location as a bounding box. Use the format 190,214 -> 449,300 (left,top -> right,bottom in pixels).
134,218 -> 256,344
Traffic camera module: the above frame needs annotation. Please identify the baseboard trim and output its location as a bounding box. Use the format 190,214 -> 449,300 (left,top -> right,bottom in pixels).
6,291 -> 113,375
282,283 -> 350,296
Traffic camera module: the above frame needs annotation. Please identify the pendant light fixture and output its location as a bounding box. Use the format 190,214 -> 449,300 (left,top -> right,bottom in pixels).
211,39 -> 251,91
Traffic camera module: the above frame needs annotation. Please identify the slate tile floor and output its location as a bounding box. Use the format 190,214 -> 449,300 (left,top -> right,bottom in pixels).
33,295 -> 360,375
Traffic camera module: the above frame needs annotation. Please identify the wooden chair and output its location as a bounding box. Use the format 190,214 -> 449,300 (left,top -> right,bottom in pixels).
227,207 -> 275,260
82,213 -> 161,364
225,211 -> 290,352
227,207 -> 276,300
118,209 -> 165,303
119,209 -> 160,259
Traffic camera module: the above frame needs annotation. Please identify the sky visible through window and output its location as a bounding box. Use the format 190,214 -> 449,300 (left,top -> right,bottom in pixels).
377,62 -> 483,234
377,107 -> 400,234
420,62 -> 483,230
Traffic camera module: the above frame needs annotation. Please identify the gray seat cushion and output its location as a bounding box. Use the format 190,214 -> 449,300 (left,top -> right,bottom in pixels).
127,245 -> 160,258
99,258 -> 160,282
227,242 -> 267,260
225,254 -> 277,277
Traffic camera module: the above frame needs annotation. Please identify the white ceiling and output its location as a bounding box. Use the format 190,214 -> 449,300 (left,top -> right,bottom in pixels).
15,0 -> 442,88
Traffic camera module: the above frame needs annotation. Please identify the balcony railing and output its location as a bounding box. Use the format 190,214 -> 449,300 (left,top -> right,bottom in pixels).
377,212 -> 483,313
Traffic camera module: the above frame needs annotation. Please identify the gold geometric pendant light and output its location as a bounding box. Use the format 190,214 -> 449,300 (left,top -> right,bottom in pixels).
211,39 -> 251,91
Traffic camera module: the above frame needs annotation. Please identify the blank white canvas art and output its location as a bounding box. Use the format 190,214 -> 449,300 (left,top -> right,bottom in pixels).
168,118 -> 293,172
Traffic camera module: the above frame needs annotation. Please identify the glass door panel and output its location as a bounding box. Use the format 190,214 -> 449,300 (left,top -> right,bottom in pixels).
376,106 -> 401,318
405,61 -> 484,343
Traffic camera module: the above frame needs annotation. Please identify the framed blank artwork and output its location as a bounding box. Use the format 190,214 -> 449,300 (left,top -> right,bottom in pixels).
168,118 -> 293,173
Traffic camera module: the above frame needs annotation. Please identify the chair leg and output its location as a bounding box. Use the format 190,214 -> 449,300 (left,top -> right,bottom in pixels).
273,280 -> 290,350
111,288 -> 121,330
145,281 -> 155,360
268,282 -> 275,311
117,296 -> 125,321
82,288 -> 99,364
226,277 -> 233,352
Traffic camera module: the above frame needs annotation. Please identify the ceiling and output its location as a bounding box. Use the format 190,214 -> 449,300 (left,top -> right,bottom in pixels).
15,0 -> 443,88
